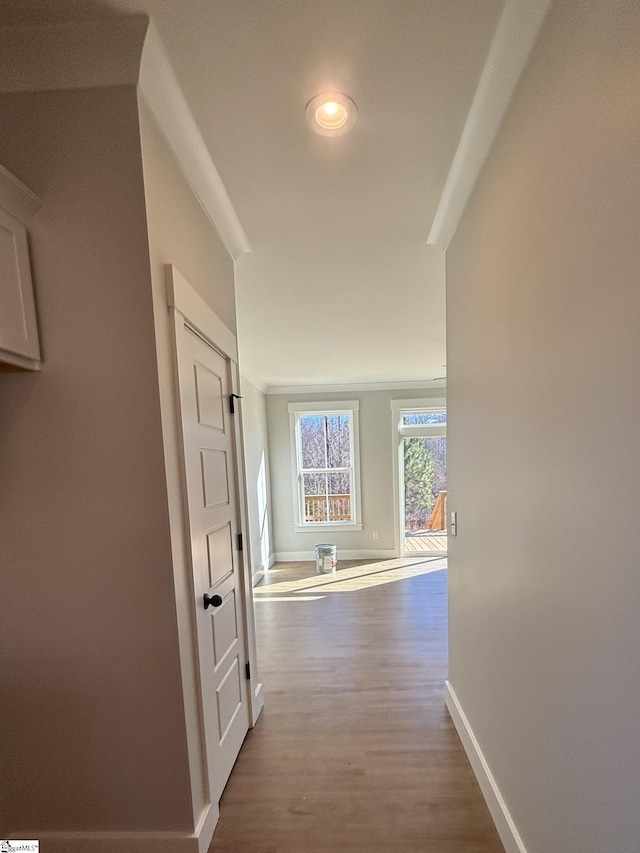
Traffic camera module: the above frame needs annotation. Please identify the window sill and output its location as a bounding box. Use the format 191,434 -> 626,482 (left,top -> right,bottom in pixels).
294,523 -> 363,533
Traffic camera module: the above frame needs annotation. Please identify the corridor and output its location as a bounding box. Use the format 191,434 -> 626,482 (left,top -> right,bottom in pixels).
209,558 -> 503,852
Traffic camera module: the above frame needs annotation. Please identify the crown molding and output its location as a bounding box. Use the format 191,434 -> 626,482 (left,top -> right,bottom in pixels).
240,370 -> 269,395
139,22 -> 251,259
427,0 -> 553,250
0,16 -> 251,261
0,164 -> 41,223
266,379 -> 446,396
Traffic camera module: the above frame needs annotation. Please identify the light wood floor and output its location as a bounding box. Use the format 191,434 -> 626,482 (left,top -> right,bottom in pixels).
405,531 -> 448,552
209,558 -> 504,853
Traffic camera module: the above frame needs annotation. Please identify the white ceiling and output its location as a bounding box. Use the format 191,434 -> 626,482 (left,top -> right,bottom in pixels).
2,0 -> 508,388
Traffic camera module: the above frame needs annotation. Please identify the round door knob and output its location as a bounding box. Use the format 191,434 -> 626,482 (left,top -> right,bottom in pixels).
204,593 -> 223,609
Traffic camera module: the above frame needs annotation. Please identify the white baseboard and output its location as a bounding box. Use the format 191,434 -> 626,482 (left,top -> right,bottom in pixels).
252,554 -> 275,585
13,804 -> 218,853
13,829 -> 208,853
445,681 -> 526,853
274,548 -> 398,562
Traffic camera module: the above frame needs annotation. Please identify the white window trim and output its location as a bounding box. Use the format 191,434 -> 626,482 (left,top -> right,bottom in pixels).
288,400 -> 363,532
392,398 -> 447,438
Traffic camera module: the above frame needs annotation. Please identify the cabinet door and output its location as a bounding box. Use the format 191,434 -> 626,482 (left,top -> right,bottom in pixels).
0,206 -> 40,364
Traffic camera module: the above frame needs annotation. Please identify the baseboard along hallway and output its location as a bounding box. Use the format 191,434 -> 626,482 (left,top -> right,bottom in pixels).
208,558 -> 503,852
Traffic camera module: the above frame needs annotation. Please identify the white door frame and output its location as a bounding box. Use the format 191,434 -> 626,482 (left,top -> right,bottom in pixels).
167,265 -> 263,835
167,265 -> 263,727
391,398 -> 447,558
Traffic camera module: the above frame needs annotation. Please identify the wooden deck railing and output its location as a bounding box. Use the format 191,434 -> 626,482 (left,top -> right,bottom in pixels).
305,494 -> 351,522
427,491 -> 447,530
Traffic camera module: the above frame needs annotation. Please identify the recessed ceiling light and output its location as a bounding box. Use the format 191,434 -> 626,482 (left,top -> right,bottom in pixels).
306,92 -> 357,137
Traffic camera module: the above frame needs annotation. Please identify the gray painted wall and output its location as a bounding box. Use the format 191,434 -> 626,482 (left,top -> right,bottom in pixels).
446,1 -> 640,850
0,87 -> 193,835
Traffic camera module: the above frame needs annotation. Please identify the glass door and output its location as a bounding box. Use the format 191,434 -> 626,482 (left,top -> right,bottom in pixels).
399,411 -> 447,556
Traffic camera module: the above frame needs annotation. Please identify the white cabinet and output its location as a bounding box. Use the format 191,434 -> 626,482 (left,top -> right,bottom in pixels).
0,165 -> 41,370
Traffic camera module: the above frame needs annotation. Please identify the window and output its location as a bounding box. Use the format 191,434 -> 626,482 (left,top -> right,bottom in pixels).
289,401 -> 362,531
402,411 -> 447,426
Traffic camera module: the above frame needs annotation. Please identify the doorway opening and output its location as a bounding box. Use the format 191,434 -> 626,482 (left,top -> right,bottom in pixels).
393,401 -> 447,557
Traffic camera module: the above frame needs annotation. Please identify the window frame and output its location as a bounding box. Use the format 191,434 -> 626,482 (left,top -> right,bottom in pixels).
288,400 -> 362,532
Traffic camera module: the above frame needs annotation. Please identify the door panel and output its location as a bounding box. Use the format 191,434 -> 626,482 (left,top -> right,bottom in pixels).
194,362 -> 225,431
212,593 -> 239,666
206,524 -> 234,588
201,449 -> 230,508
176,323 -> 250,805
216,658 -> 243,739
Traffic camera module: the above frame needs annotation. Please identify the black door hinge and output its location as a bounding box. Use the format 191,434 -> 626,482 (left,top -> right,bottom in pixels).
229,393 -> 243,414
245,661 -> 251,680
237,533 -> 243,552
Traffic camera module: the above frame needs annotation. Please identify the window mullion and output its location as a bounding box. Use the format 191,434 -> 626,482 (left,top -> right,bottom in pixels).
323,415 -> 329,470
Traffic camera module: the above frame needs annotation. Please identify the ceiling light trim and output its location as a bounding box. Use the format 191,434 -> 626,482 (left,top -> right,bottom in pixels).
305,92 -> 357,137
427,0 -> 553,250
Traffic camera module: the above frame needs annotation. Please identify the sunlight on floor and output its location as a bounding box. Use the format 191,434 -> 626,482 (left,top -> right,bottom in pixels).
254,595 -> 326,602
254,557 -> 446,601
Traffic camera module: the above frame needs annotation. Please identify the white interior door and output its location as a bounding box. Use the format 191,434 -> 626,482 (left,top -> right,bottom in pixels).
176,321 -> 250,803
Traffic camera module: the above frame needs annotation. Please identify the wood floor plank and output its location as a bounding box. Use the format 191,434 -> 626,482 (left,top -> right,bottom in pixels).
209,559 -> 503,852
